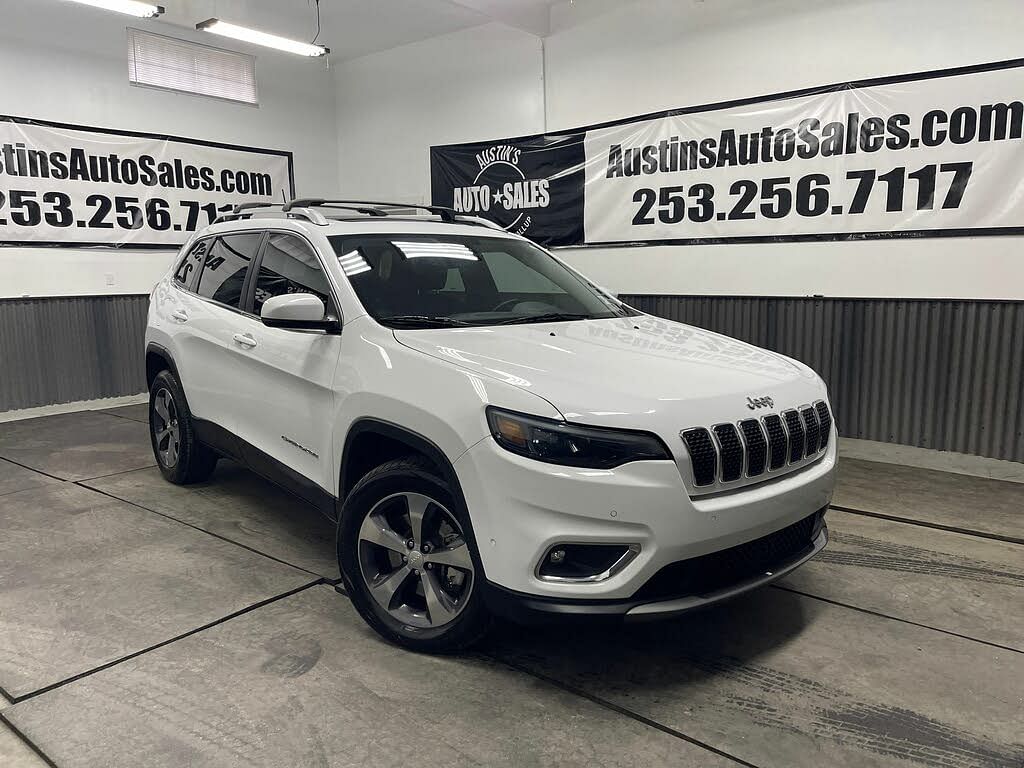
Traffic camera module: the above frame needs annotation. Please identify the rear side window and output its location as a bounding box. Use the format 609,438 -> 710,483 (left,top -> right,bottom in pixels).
173,239 -> 210,289
252,233 -> 333,315
195,233 -> 263,308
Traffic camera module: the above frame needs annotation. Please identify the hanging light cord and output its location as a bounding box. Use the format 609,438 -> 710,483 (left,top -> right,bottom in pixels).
310,0 -> 322,44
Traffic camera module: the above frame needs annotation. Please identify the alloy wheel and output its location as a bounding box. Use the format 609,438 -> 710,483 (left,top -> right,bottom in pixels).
152,388 -> 181,468
357,492 -> 475,629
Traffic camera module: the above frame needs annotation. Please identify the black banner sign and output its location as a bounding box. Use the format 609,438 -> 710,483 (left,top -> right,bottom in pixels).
430,131 -> 585,246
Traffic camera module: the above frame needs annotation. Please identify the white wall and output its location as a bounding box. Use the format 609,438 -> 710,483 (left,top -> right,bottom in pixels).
331,0 -> 1024,300
335,23 -> 545,204
0,3 -> 339,298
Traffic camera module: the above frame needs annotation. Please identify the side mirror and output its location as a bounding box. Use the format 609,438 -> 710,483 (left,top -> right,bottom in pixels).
260,293 -> 339,332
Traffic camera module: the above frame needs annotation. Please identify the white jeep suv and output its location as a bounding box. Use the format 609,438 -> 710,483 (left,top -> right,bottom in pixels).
145,199 -> 836,652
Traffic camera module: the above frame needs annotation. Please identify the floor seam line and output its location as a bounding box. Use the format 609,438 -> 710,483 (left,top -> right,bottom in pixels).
830,504 -> 1023,546
0,710 -> 62,768
73,480 -> 328,579
483,654 -> 762,768
95,411 -> 148,424
8,579 -> 324,705
74,464 -> 158,483
771,584 -> 1024,654
0,456 -> 67,483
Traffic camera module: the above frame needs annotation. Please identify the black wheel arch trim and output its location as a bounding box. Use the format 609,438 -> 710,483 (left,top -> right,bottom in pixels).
338,418 -> 471,525
145,342 -> 181,387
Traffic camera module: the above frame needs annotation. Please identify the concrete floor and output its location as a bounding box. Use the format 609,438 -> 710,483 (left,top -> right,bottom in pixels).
0,407 -> 1021,767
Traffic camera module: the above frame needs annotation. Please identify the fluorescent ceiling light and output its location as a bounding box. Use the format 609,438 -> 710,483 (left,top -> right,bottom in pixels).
64,0 -> 163,16
196,18 -> 330,57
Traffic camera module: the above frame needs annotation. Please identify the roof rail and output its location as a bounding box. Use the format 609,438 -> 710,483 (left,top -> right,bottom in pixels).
214,204 -> 329,226
215,199 -> 510,232
285,198 -> 459,223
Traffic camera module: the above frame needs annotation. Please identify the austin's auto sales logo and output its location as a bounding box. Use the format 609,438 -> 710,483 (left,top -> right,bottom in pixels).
451,145 -> 549,235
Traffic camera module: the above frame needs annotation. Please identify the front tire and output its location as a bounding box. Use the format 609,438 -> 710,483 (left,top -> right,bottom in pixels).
149,370 -> 218,485
338,456 -> 491,653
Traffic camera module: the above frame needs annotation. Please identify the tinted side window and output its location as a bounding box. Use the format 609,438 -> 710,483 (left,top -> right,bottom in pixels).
173,239 -> 210,289
195,233 -> 263,308
253,233 -> 333,315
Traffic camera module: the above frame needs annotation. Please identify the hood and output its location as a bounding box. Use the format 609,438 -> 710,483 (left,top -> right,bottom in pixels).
394,315 -> 825,435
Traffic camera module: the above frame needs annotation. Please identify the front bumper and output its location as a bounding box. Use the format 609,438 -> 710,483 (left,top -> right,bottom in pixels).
454,427 -> 837,604
479,512 -> 827,623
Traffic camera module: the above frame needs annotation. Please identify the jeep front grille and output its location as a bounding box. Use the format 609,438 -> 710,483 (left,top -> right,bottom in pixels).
680,401 -> 833,491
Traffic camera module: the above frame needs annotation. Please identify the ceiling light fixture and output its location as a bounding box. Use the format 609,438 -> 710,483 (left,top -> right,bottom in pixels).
63,0 -> 164,17
196,19 -> 330,57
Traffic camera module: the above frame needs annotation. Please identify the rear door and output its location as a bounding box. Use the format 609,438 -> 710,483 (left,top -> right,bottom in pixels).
176,231 -> 265,439
229,231 -> 342,500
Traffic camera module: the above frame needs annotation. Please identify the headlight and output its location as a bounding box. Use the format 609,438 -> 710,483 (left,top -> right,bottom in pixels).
486,407 -> 671,468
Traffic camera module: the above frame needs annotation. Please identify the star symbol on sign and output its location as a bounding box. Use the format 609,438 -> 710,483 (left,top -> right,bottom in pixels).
491,188 -> 504,206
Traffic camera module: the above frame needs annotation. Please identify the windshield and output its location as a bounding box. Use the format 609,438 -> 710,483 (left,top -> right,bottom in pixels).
328,234 -> 637,328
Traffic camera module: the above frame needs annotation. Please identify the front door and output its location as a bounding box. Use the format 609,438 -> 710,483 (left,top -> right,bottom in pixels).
229,231 -> 342,500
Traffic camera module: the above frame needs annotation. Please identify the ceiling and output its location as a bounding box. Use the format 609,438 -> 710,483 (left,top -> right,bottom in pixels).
157,0 -> 560,60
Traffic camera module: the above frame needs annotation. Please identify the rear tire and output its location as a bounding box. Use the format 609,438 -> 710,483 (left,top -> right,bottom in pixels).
149,369 -> 218,485
338,456 -> 491,653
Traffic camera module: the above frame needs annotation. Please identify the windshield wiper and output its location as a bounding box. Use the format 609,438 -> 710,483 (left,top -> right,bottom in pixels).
382,315 -> 475,328
496,312 -> 591,325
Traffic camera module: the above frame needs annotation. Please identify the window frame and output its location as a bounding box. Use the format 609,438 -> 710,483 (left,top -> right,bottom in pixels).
172,241 -> 207,293
241,230 -> 344,325
176,230 -> 266,317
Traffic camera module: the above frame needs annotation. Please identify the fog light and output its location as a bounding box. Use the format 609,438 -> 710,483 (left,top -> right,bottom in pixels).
537,543 -> 640,582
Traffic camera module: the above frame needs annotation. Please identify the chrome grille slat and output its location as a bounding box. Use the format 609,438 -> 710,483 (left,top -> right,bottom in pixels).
682,401 -> 832,494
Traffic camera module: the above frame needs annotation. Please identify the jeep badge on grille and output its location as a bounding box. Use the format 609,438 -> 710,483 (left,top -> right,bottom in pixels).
746,395 -> 774,410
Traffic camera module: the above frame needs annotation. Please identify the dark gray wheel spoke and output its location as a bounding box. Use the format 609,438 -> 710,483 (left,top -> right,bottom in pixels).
425,541 -> 472,571
406,493 -> 430,547
165,436 -> 179,466
370,566 -> 412,610
421,571 -> 458,623
358,513 -> 409,555
154,396 -> 170,423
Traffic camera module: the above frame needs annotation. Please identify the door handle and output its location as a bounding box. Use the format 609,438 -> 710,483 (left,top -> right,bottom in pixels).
232,333 -> 258,349
171,308 -> 189,322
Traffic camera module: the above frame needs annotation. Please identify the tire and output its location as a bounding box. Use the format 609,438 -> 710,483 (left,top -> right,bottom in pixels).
338,456 -> 491,653
149,369 -> 218,485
